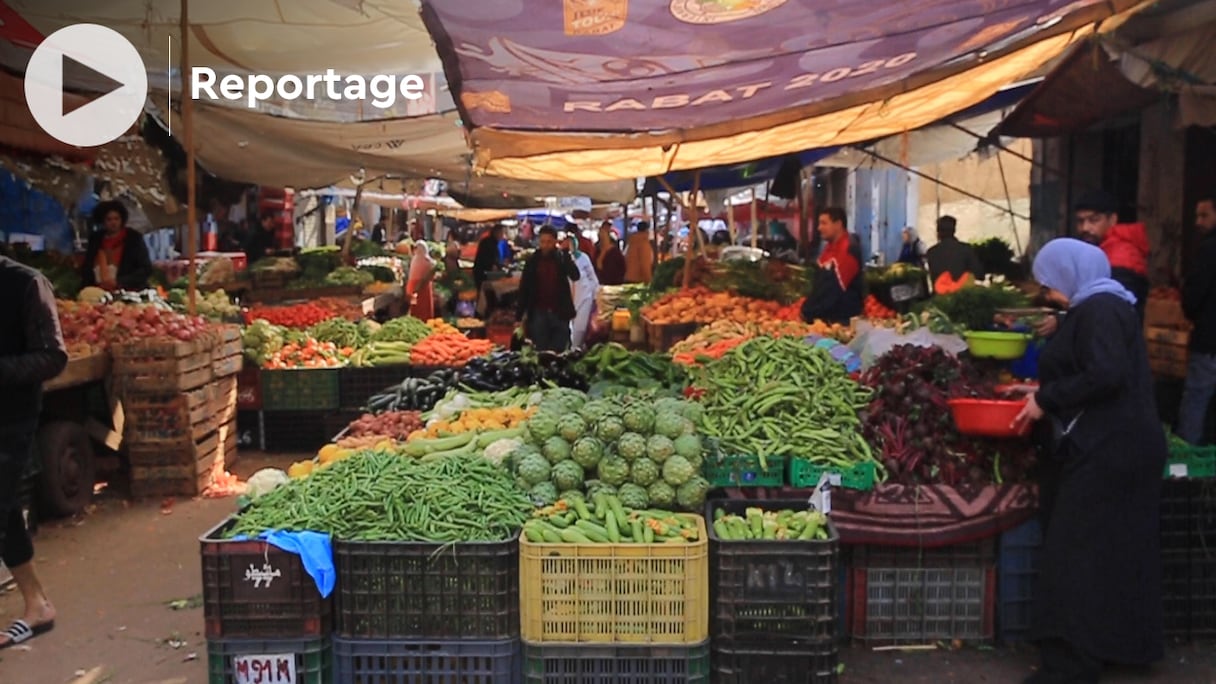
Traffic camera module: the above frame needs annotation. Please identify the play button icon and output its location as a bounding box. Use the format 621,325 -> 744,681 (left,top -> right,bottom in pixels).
24,24 -> 148,147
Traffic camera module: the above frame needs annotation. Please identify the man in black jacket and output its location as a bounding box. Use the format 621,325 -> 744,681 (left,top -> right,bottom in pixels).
473,225 -> 504,291
516,226 -> 580,352
0,256 -> 66,648
1177,195 -> 1216,444
925,215 -> 984,286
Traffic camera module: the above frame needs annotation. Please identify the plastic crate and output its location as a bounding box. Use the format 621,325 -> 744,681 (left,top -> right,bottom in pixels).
236,366 -> 262,410
334,535 -> 518,639
200,517 -> 332,639
261,369 -> 340,411
787,458 -> 876,491
236,410 -> 264,451
1161,478 -> 1198,554
707,500 -> 839,645
997,518 -> 1041,643
1193,480 -> 1216,639
1165,444 -> 1216,479
712,640 -> 839,683
522,641 -> 710,683
338,365 -> 415,409
849,540 -> 996,645
262,410 -> 330,452
1164,550 -> 1192,639
333,637 -> 520,683
519,514 -> 709,644
705,453 -> 786,488
207,636 -> 331,684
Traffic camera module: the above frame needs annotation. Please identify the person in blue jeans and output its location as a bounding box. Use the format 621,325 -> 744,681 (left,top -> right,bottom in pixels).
1177,195 -> 1216,444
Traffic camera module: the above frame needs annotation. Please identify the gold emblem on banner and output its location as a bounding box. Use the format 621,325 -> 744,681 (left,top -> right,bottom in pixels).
461,90 -> 512,114
564,0 -> 628,36
669,0 -> 788,25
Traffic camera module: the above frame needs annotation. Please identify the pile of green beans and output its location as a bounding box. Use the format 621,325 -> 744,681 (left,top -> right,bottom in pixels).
227,452 -> 533,542
692,336 -> 876,469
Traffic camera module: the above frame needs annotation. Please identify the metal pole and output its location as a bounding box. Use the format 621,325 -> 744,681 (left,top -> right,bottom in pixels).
181,0 -> 197,316
749,187 -> 758,249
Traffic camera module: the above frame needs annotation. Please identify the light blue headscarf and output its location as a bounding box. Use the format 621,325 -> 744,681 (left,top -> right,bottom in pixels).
1032,237 -> 1137,307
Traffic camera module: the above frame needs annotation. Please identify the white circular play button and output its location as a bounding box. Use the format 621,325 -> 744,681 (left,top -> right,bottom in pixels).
24,24 -> 148,147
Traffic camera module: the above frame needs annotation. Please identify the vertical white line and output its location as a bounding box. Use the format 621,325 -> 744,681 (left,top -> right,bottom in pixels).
168,34 -> 172,136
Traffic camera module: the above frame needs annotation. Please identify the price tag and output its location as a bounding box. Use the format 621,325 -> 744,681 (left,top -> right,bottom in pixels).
1168,463 -> 1188,478
233,654 -> 296,684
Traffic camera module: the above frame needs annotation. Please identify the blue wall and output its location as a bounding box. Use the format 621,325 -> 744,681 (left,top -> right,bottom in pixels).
0,169 -> 73,252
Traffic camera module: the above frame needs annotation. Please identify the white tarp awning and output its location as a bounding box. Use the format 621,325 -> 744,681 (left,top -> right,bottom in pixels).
1112,18 -> 1216,127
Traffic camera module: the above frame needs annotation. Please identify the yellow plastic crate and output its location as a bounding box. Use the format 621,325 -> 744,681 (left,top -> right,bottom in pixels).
520,513 -> 709,644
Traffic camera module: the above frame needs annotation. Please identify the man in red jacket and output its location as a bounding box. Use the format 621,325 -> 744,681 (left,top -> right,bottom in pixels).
1074,190 -> 1150,320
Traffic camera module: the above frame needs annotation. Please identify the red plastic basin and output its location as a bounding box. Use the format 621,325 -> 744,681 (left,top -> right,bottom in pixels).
948,398 -> 1031,439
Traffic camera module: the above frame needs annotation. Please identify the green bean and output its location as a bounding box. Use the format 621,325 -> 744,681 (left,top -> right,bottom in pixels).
227,452 -> 532,542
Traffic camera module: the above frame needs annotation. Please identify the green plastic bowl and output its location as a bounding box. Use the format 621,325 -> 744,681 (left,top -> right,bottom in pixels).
964,331 -> 1031,360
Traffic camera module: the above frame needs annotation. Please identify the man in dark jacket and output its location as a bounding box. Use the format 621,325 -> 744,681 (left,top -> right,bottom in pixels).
925,215 -> 984,287
0,256 -> 66,648
801,208 -> 864,325
81,200 -> 152,291
1176,195 -> 1216,444
473,225 -> 504,290
516,226 -> 580,352
243,212 -> 279,265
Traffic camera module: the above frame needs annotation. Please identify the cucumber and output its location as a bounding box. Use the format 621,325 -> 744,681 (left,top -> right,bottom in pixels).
575,520 -> 610,543
560,528 -> 593,544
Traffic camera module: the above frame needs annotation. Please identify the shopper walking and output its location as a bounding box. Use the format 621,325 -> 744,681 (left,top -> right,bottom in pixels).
406,241 -> 436,321
1011,238 -> 1165,684
623,222 -> 655,284
516,226 -> 580,352
0,255 -> 66,649
595,222 -> 626,285
564,235 -> 600,348
1175,195 -> 1216,444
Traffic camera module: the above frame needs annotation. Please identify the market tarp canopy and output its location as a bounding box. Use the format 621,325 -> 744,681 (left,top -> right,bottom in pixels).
161,102 -> 636,204
419,0 -> 1147,182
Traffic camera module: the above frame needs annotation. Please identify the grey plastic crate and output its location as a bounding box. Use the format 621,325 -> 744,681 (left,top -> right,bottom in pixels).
333,637 -> 520,684
522,641 -> 710,684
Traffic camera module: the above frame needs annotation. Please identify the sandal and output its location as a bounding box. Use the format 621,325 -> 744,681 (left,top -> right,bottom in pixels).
0,619 -> 54,649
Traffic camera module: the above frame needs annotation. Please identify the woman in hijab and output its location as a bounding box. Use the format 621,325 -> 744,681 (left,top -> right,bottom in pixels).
897,227 -> 926,265
406,241 -> 436,321
1011,238 -> 1165,684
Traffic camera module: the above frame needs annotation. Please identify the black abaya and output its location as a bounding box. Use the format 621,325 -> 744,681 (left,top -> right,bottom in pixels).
1031,292 -> 1166,666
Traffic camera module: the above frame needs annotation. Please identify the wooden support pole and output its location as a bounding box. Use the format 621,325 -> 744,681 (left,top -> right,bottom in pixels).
727,190 -> 737,243
798,168 -> 809,262
749,187 -> 758,250
181,0 -> 197,316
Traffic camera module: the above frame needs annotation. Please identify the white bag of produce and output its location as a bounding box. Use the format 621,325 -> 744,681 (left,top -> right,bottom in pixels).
849,321 -> 967,370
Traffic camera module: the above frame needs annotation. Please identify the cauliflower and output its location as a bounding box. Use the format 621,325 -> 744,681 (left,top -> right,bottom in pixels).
245,468 -> 290,500
483,438 -> 522,467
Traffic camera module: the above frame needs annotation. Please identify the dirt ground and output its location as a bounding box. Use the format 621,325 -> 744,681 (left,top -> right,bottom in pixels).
1,451 -> 1213,684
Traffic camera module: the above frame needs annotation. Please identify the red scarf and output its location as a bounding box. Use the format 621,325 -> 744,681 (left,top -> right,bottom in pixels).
98,229 -> 127,274
819,234 -> 859,292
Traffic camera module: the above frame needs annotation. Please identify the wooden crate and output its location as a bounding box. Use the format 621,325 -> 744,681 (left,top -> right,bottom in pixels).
644,317 -> 700,353
1146,298 -> 1189,329
124,389 -> 214,445
1147,327 -> 1189,379
113,336 -> 214,394
130,422 -> 238,498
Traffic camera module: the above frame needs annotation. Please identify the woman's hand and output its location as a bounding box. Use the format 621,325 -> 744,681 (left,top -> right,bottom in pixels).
1035,315 -> 1058,338
1011,394 -> 1044,432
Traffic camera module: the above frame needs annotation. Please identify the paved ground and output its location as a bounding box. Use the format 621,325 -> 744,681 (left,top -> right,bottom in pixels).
1,451 -> 1213,683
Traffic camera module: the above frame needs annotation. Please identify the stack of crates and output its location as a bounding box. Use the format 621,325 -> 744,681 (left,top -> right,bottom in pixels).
259,368 -> 341,452
996,517 -> 1041,643
113,326 -> 241,498
200,517 -> 333,684
331,534 -> 522,682
518,513 -> 711,683
847,538 -> 997,645
708,501 -> 841,683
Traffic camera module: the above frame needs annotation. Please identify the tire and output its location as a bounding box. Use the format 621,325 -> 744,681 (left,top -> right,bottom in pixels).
37,421 -> 96,517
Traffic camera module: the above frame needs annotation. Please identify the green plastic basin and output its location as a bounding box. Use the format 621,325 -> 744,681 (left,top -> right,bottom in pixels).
964,331 -> 1031,360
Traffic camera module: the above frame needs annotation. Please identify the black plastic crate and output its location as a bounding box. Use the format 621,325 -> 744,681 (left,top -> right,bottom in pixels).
848,539 -> 997,645
207,636 -> 331,684
712,640 -> 839,683
200,517 -> 332,639
262,410 -> 330,452
236,410 -> 264,451
997,518 -> 1041,643
321,410 -> 363,443
334,534 -> 518,639
1164,550 -> 1192,639
1193,480 -> 1216,639
522,641 -> 711,684
707,500 -> 839,645
1160,478 -> 1197,554
333,637 -> 520,683
338,366 -> 415,409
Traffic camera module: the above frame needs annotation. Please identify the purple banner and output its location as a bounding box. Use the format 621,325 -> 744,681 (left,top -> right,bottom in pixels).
421,0 -> 1104,132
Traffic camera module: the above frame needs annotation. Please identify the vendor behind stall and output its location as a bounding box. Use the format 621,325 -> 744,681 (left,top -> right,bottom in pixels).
243,212 -> 279,265
81,200 -> 151,291
801,207 -> 863,325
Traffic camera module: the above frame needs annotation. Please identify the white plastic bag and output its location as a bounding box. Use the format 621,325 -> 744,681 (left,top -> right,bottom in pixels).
849,321 -> 968,370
